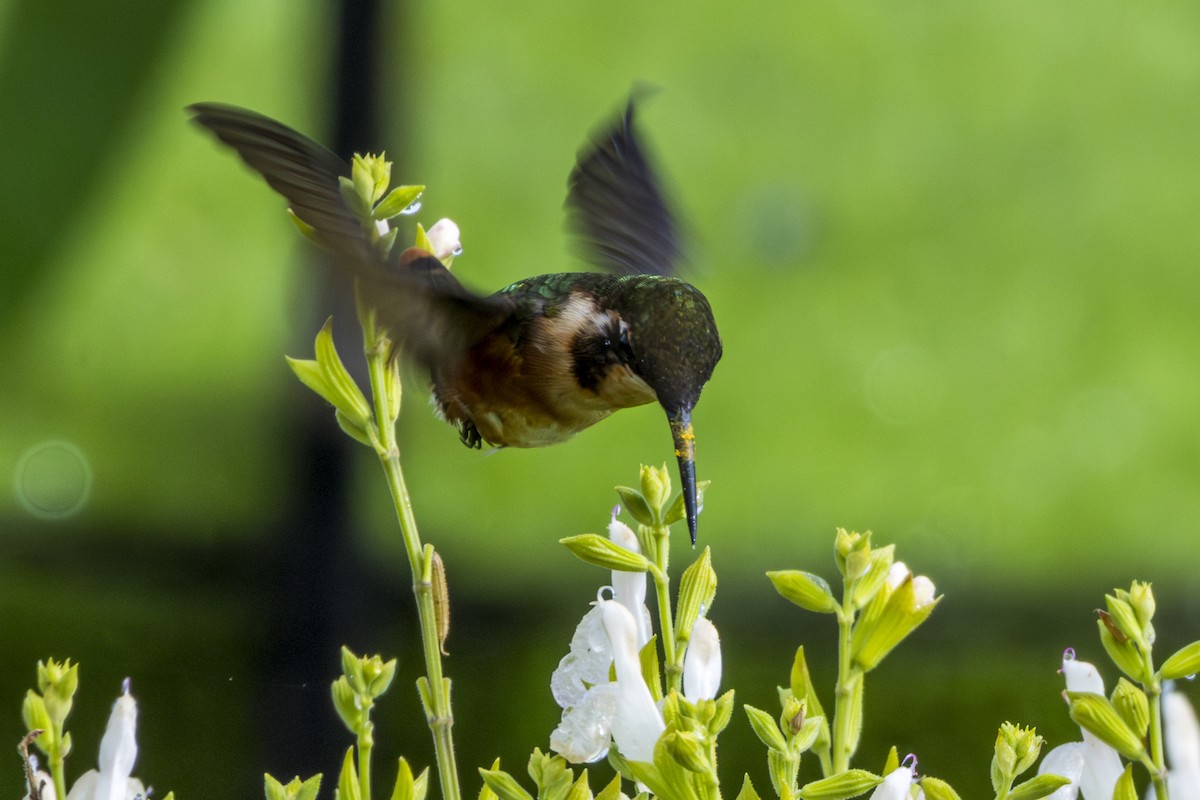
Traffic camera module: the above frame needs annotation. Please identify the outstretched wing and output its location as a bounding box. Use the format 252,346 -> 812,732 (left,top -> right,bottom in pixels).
188,103 -> 513,369
564,95 -> 684,277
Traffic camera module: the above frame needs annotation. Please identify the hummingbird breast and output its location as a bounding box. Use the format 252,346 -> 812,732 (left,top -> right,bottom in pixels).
431,288 -> 657,448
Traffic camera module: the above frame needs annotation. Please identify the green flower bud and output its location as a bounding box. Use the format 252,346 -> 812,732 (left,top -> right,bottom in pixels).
676,548 -> 718,646
745,704 -> 788,753
1125,582 -> 1155,629
479,767 -> 535,800
615,486 -> 655,526
1110,765 -> 1137,800
337,747 -> 362,800
560,534 -> 653,573
331,676 -> 363,733
798,769 -> 883,800
1098,619 -> 1148,683
1103,595 -> 1145,649
22,691 -> 53,743
663,731 -> 710,773
1111,678 -> 1150,739
918,778 -> 963,800
768,571 -> 837,614
1066,692 -> 1147,761
639,464 -> 670,517
736,776 -> 763,800
1160,640 -> 1200,681
264,773 -> 323,800
850,546 -> 894,610
781,694 -> 805,737
851,575 -> 940,672
710,689 -> 736,736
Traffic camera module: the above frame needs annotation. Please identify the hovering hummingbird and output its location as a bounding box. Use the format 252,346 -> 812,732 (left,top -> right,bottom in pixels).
189,97 -> 722,542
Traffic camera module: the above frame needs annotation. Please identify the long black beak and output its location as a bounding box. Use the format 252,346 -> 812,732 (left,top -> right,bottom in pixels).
668,407 -> 699,545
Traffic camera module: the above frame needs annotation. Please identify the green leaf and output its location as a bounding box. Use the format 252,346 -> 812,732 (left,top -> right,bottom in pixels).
479,760 -> 502,800
565,772 -> 593,800
768,571 -> 837,614
287,209 -> 319,243
744,704 -> 788,752
559,534 -> 652,572
1161,640 -> 1200,680
710,689 -> 736,735
798,769 -> 883,800
1006,774 -> 1072,800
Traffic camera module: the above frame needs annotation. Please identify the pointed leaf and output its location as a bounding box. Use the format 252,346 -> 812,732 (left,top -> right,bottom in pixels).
768,571 -> 837,614
480,768 -> 535,800
745,704 -> 788,752
918,778 -> 962,800
798,769 -> 883,800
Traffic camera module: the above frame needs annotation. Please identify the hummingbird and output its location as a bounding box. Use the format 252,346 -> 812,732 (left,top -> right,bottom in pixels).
189,96 -> 722,542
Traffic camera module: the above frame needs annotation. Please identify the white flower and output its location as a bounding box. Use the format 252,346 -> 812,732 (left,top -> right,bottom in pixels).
1160,685 -> 1200,800
67,681 -> 144,800
888,561 -> 936,608
22,770 -> 54,800
870,761 -> 916,800
375,219 -> 390,237
550,600 -> 665,764
1038,650 -> 1122,800
608,511 -> 651,648
426,218 -> 461,261
683,616 -> 722,703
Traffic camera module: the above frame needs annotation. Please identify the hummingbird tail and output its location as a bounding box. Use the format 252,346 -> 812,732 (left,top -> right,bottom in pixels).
669,409 -> 699,545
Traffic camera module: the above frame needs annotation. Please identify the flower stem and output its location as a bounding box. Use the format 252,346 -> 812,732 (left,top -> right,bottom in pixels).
649,523 -> 681,692
358,723 -> 374,800
366,338 -> 462,800
49,744 -> 65,800
1144,657 -> 1168,800
831,603 -> 856,775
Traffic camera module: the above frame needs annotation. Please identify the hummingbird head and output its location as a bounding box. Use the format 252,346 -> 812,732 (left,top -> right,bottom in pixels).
613,276 -> 722,544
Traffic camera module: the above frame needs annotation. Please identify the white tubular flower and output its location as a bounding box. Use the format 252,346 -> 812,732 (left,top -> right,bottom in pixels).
375,219 -> 390,237
549,599 -> 664,764
608,511 -> 652,648
600,599 -> 666,763
870,759 -> 916,800
1038,650 -> 1121,800
888,561 -> 936,608
683,616 -> 722,703
22,771 -> 54,800
1161,686 -> 1200,800
426,218 -> 461,261
67,681 -> 145,800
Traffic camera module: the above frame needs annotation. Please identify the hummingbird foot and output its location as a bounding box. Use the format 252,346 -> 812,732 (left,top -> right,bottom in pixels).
458,420 -> 482,449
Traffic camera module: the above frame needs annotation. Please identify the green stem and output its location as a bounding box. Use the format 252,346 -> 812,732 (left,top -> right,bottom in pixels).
831,604 -> 856,775
358,723 -> 374,800
49,742 -> 65,800
650,523 -> 681,693
1146,669 -> 1168,800
367,344 -> 462,800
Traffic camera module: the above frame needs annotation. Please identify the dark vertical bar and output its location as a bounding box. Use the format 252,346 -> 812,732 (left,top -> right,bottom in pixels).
260,0 -> 396,780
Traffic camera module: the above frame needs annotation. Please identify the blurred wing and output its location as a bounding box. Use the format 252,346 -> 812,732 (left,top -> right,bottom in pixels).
565,97 -> 684,277
188,102 -> 513,368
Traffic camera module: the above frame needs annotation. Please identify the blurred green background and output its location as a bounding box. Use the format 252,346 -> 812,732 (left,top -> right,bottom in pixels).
3,0 -> 1200,796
